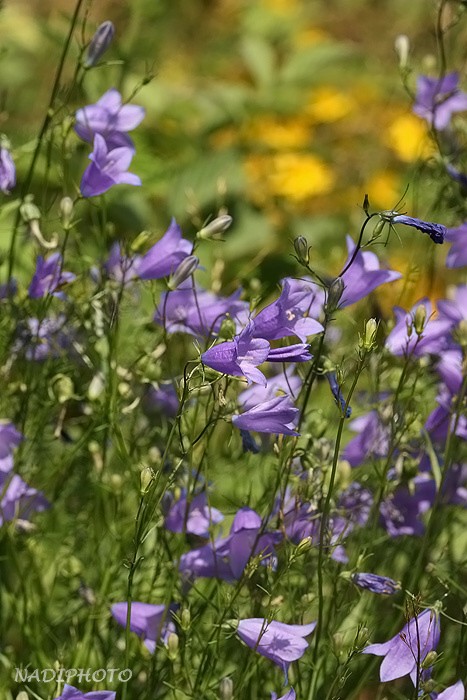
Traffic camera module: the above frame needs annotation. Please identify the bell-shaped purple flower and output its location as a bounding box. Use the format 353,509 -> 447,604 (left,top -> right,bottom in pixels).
202,322 -> 270,386
252,277 -> 324,342
432,681 -> 465,700
0,421 -> 23,473
28,253 -> 76,298
104,242 -> 141,284
136,219 -> 192,280
239,368 -> 301,411
164,490 -> 223,537
237,618 -> 316,683
351,572 -> 400,594
55,685 -> 116,700
0,145 -> 16,194
343,410 -> 390,467
75,88 -> 145,150
362,608 -> 440,683
339,236 -> 401,307
232,396 -> 299,436
80,134 -> 141,197
413,72 -> 467,131
111,601 -> 169,653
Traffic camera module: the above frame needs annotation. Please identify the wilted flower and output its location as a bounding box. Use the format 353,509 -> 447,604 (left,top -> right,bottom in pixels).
236,618 -> 316,682
381,211 -> 446,244
28,253 -> 76,298
111,602 -> 171,653
413,72 -> 467,131
0,145 -> 15,194
351,572 -> 400,594
80,134 -> 141,197
232,396 -> 299,436
55,685 -> 116,700
137,219 -> 192,280
362,607 -> 440,683
84,21 -> 115,67
75,88 -> 145,150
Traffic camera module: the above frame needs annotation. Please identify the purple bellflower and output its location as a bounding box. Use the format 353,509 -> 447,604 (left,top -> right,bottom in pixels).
80,134 -> 141,197
266,344 -> 312,363
0,145 -> 16,194
137,219 -> 192,280
0,472 -> 49,527
28,253 -> 76,298
75,88 -> 145,150
445,222 -> 467,268
0,421 -> 23,473
232,395 -> 299,436
425,386 -> 467,444
437,284 -> 467,327
362,607 -> 440,683
272,689 -> 296,700
380,474 -> 436,537
386,299 -> 451,357
339,236 -> 401,307
351,572 -> 400,594
381,211 -> 446,244
239,367 -> 301,410
111,602 -> 170,654
164,490 -> 223,537
55,685 -> 116,700
202,322 -> 270,386
252,277 -> 324,342
236,618 -> 316,683
343,410 -> 390,467
432,681 -> 465,700
104,243 -> 141,284
142,382 -> 179,418
413,72 -> 467,131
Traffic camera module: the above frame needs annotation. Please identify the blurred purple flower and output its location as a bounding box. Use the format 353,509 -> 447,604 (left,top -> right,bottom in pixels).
28,253 -> 76,298
111,602 -> 170,653
432,681 -> 465,700
137,219 -> 192,280
80,134 -> 141,197
343,410 -> 390,467
0,472 -> 49,527
164,490 -> 223,537
338,482 -> 373,527
55,685 -> 116,700
446,163 -> 467,190
271,689 -> 296,700
435,348 -> 463,394
84,21 -> 115,67
339,236 -> 401,307
437,285 -> 467,328
14,315 -> 71,361
202,322 -> 270,386
0,146 -> 15,194
362,608 -> 440,683
385,299 -> 451,357
445,222 -> 467,268
380,475 -> 436,537
142,382 -> 179,418
0,421 -> 23,473
75,88 -> 144,150
351,573 -> 400,594
413,72 -> 467,130
104,242 -> 141,284
252,277 -> 324,342
232,396 -> 299,436
327,372 -> 351,417
425,386 -> 467,444
236,618 -> 316,683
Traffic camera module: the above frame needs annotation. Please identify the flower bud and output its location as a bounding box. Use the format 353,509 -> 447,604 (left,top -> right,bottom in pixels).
167,632 -> 179,660
219,677 -> 234,700
293,235 -> 309,265
60,196 -> 74,228
394,34 -> 410,69
180,608 -> 191,630
168,255 -> 199,290
359,318 -> 378,351
131,230 -> 151,253
84,21 -> 115,67
327,277 -> 345,312
414,304 -> 427,336
51,374 -> 74,404
88,372 -> 105,401
140,466 -> 154,494
16,692 -> 29,700
421,650 -> 437,669
197,215 -> 233,240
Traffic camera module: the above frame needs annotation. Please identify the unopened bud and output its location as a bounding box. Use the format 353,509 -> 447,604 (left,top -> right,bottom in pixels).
88,372 -> 105,400
327,277 -> 345,312
51,374 -> 74,404
421,650 -> 437,669
293,235 -> 309,265
360,318 -> 378,351
356,626 -> 369,646
84,21 -> 115,67
197,215 -> 233,240
168,255 -> 199,290
20,197 -> 41,224
296,536 -> 312,554
181,608 -> 191,630
140,466 -> 154,494
16,693 -> 29,700
219,677 -> 234,700
131,230 -> 151,253
60,197 -> 74,228
167,632 -> 179,660
394,34 -> 410,69
414,304 -> 427,336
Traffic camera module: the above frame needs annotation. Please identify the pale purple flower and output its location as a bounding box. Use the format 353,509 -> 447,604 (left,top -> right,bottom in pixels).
385,299 -> 451,357
445,222 -> 467,268
236,618 -> 316,682
232,396 -> 299,436
337,482 -> 373,527
28,253 -> 76,298
0,146 -> 15,194
0,421 -> 23,473
164,490 -> 223,537
84,21 -> 115,67
0,472 -> 49,526
362,608 -> 440,683
202,322 -> 270,386
425,386 -> 467,444
55,685 -> 116,700
413,72 -> 467,130
252,277 -> 324,342
111,601 -> 169,653
75,88 -> 145,150
271,689 -> 296,700
136,219 -> 192,280
437,285 -> 467,327
339,236 -> 401,307
80,134 -> 141,197
343,411 -> 390,467
436,348 -> 463,394
239,368 -> 301,410
351,573 -> 400,594
432,681 -> 465,700
104,242 -> 141,283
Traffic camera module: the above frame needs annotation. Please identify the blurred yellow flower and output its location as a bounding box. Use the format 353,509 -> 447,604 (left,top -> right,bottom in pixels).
386,113 -> 433,162
295,27 -> 330,47
244,116 -> 312,150
306,87 -> 355,123
260,0 -> 299,12
364,171 -> 401,208
245,152 -> 335,203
